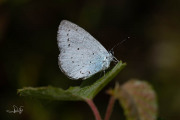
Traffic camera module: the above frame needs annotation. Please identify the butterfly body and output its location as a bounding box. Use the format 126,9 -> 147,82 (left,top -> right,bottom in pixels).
57,20 -> 115,80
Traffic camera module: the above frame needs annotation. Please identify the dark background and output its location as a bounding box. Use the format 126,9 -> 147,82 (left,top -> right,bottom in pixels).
0,0 -> 180,120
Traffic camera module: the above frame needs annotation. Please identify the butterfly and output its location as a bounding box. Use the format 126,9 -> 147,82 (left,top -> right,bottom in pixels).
57,20 -> 118,80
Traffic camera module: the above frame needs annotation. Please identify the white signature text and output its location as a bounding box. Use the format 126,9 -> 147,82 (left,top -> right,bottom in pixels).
6,105 -> 24,114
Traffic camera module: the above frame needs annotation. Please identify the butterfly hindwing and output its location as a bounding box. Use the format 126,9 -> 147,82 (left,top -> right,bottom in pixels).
57,20 -> 112,79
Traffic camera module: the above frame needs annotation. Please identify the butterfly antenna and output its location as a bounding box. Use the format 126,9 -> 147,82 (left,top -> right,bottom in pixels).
110,37 -> 130,63
110,37 -> 130,52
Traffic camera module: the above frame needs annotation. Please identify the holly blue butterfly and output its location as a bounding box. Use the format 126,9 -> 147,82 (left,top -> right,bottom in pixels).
57,20 -> 118,80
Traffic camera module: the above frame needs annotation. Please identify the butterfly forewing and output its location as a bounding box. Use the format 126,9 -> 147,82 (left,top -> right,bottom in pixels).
57,20 -> 111,79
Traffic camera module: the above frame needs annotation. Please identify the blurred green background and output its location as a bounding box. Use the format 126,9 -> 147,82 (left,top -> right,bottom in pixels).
0,0 -> 180,120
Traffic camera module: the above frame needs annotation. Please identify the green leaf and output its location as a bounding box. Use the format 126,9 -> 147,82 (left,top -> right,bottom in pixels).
17,86 -> 84,101
18,61 -> 126,101
109,79 -> 158,120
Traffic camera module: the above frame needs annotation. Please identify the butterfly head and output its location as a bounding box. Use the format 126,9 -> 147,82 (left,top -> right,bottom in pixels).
102,53 -> 114,70
109,50 -> 119,63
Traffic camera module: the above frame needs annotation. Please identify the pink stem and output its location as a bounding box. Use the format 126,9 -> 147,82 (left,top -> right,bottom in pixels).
85,99 -> 102,120
104,96 -> 115,120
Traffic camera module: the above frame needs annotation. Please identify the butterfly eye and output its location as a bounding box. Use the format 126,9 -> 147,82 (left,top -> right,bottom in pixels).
109,50 -> 114,55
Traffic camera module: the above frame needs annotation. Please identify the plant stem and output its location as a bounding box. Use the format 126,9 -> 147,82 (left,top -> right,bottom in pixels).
86,99 -> 102,120
104,96 -> 115,120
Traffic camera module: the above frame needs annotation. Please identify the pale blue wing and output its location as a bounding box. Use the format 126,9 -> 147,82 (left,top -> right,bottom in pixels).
57,20 -> 113,79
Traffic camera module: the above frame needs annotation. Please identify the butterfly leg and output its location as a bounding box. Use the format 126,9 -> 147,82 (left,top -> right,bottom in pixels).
99,71 -> 104,78
113,56 -> 119,63
103,70 -> 106,76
